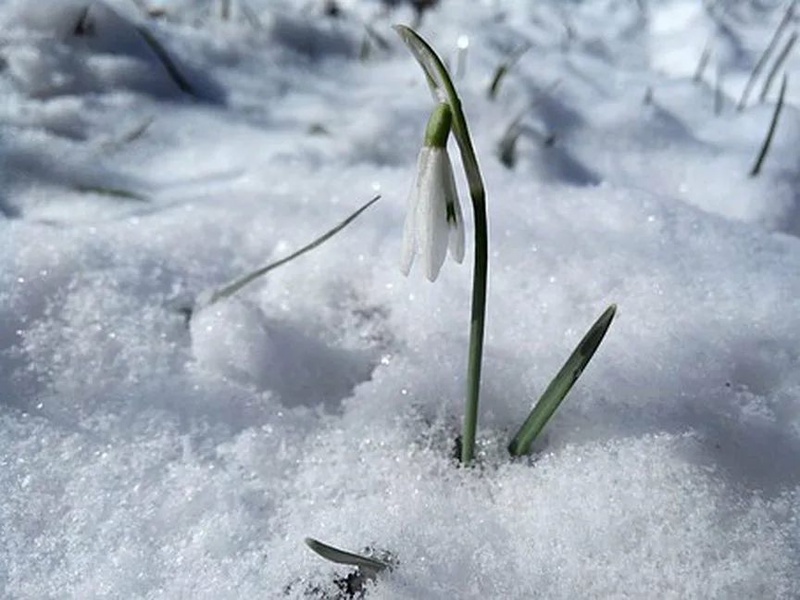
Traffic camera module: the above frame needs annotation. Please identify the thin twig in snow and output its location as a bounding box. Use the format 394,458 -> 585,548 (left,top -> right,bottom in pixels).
750,73 -> 788,177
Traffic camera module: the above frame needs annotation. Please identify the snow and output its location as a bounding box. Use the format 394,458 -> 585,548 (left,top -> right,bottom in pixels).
1,0 -> 799,597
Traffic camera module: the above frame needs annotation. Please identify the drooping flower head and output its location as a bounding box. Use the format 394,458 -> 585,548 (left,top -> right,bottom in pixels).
400,103 -> 465,282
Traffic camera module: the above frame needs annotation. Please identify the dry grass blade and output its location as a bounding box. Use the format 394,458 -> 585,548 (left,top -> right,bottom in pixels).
759,30 -> 797,103
220,0 -> 231,21
364,23 -> 391,51
693,39 -> 712,83
134,25 -> 198,98
360,23 -> 392,61
120,117 -> 154,143
487,42 -> 531,100
197,194 -> 380,310
714,66 -> 724,115
238,1 -> 263,29
737,1 -> 795,110
73,4 -> 92,36
74,184 -> 148,201
750,73 -> 788,177
497,115 -> 524,168
102,117 -> 155,151
497,113 -> 554,169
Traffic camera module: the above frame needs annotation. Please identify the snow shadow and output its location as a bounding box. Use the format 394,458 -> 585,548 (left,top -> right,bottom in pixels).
191,300 -> 375,413
564,332 -> 800,499
1,145 -> 150,221
4,1 -> 225,103
514,129 -> 601,186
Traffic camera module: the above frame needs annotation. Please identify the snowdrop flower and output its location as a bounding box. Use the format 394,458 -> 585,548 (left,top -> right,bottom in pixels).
400,103 -> 465,281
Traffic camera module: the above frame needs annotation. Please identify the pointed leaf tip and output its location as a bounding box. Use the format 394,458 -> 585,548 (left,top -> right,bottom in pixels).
304,537 -> 391,574
578,304 -> 616,358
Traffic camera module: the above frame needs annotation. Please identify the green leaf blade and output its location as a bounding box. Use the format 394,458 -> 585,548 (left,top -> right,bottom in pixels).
508,304 -> 617,457
304,537 -> 391,576
392,24 -> 447,102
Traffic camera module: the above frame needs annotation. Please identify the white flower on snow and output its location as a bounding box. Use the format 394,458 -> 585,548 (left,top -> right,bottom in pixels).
400,104 -> 465,282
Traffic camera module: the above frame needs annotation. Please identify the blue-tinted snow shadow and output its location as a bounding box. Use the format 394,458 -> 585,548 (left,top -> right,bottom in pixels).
0,137 -> 20,219
548,332 -> 800,499
510,126 -> 601,187
1,145 -> 151,221
75,3 -> 226,104
7,1 -> 226,104
249,316 -> 376,413
767,169 -> 800,239
190,301 -> 377,417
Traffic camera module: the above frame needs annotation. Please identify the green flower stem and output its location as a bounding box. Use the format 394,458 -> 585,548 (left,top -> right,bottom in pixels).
394,25 -> 488,464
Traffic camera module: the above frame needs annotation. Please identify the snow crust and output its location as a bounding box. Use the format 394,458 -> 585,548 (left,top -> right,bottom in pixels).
1,0 -> 799,597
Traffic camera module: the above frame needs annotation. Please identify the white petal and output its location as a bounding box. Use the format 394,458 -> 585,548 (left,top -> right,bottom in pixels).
399,151 -> 426,276
421,149 -> 450,281
399,207 -> 417,276
442,152 -> 465,264
399,146 -> 464,282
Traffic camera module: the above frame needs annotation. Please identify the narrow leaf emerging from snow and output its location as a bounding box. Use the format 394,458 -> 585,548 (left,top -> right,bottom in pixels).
509,305 -> 617,457
304,538 -> 392,576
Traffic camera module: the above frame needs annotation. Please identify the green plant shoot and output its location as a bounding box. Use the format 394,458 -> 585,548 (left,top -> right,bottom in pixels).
395,24 -> 489,464
305,537 -> 392,577
508,304 -> 616,456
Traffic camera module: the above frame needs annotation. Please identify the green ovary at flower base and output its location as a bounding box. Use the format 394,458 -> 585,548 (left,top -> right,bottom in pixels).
400,103 -> 466,282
